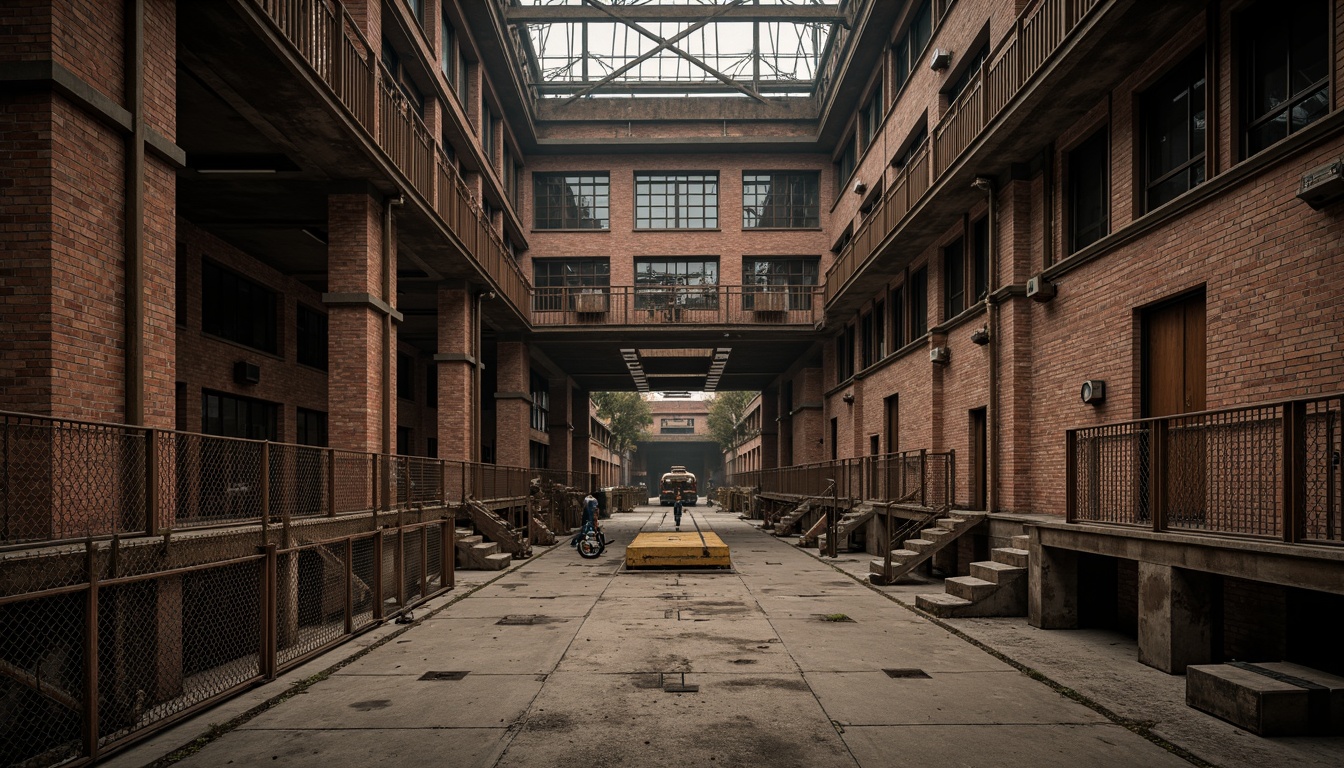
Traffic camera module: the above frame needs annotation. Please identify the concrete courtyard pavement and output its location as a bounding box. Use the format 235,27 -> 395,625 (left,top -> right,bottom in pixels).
105,505 -> 1282,768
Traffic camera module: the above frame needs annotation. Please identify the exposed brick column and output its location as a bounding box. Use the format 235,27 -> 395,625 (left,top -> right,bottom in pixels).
571,388 -> 592,485
326,193 -> 398,454
434,283 -> 476,463
793,367 -> 825,464
759,390 -> 779,470
493,339 -> 530,467
547,378 -> 574,473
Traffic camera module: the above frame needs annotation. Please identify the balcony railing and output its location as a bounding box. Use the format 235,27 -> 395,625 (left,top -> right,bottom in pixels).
249,0 -> 531,318
824,0 -> 1103,305
530,285 -> 825,327
0,410 -> 589,549
729,450 -> 955,510
1067,393 -> 1344,544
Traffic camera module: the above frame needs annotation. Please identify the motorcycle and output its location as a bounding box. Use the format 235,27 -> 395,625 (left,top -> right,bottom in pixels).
570,522 -> 608,559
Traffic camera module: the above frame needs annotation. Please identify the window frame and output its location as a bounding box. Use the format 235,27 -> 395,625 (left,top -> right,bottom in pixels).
533,172 -> 611,230
634,172 -> 720,230
942,236 -> 966,320
201,259 -> 278,354
296,303 -> 328,371
1067,128 -> 1110,254
633,257 -> 720,311
742,257 -> 819,311
1142,48 -> 1207,212
201,389 -> 278,441
1238,0 -> 1330,159
742,171 -> 821,229
532,257 -> 611,312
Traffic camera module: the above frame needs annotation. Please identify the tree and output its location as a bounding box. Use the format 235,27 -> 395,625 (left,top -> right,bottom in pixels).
591,391 -> 652,455
707,391 -> 757,451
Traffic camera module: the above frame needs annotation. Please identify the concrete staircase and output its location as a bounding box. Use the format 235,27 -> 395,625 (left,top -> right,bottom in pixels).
914,534 -> 1030,617
868,510 -> 986,585
455,528 -> 513,570
814,504 -> 875,551
465,498 -> 531,558
771,500 -> 813,537
529,514 -> 556,545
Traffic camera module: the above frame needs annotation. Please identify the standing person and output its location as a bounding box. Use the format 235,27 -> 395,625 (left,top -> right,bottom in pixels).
583,490 -> 602,536
673,487 -> 684,531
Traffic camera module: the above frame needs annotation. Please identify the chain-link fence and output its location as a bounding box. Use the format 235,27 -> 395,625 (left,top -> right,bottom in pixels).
1068,393 -> 1343,543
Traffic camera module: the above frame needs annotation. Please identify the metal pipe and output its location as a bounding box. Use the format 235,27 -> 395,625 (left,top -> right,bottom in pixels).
124,0 -> 145,425
974,176 -> 999,515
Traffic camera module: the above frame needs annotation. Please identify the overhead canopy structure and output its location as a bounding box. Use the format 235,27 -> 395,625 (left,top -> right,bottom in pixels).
507,0 -> 845,101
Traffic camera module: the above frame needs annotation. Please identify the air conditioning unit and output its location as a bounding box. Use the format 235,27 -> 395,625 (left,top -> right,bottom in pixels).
752,290 -> 788,313
929,346 -> 951,364
1026,275 -> 1057,303
233,361 -> 261,385
929,48 -> 953,71
1080,380 -> 1106,405
1298,160 -> 1344,209
573,291 -> 609,314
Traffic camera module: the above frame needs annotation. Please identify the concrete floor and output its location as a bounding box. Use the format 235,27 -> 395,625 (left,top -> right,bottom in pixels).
104,506 -> 1344,768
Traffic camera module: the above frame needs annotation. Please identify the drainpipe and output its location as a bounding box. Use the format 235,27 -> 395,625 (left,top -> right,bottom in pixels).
124,0 -> 145,425
382,194 -> 403,459
973,176 -> 997,514
474,289 -> 496,463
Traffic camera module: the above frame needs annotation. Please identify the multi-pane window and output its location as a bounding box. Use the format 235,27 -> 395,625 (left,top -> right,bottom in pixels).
892,0 -> 933,94
634,258 -> 719,310
837,323 -> 856,382
1143,50 -> 1206,211
202,260 -> 277,353
296,408 -> 328,447
743,257 -> 818,310
860,78 -> 884,151
1068,129 -> 1110,253
890,282 -> 905,350
529,371 -> 549,432
441,15 -> 457,85
296,304 -> 327,371
397,353 -> 415,401
836,139 -> 857,188
635,173 -> 718,229
533,258 -> 611,311
533,173 -> 609,229
860,310 -> 875,369
1241,0 -> 1329,157
743,172 -> 820,228
945,45 -> 987,103
661,417 -> 695,435
909,266 -> 928,339
943,237 -> 965,319
482,112 -> 495,163
202,390 -> 277,440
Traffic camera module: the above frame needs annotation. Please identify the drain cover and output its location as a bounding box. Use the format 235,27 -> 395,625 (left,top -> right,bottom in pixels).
883,668 -> 930,679
497,615 -> 536,625
420,671 -> 469,681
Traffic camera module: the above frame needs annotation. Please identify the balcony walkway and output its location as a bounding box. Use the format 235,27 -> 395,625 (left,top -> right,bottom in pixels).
104,507 -> 1336,768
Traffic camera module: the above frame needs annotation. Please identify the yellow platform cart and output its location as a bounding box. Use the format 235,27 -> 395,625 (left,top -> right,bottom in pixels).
625,531 -> 732,569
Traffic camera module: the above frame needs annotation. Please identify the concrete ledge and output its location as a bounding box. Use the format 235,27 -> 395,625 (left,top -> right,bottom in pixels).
1187,662 -> 1344,736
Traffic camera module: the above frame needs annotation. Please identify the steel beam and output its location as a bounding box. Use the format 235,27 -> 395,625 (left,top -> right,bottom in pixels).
506,5 -> 844,25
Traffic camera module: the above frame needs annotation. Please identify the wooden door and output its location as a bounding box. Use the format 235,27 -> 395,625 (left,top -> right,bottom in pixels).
970,408 -> 987,510
884,394 -> 899,452
1143,291 -> 1206,418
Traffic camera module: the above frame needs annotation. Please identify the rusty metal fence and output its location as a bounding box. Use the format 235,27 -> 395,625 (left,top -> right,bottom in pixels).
730,449 -> 955,510
531,285 -> 824,327
1068,393 -> 1343,543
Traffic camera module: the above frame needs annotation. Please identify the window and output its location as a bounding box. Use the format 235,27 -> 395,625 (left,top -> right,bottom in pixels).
943,237 -> 965,319
837,323 -> 856,382
892,0 -> 933,94
972,216 -> 989,303
742,257 -> 818,310
296,304 -> 327,371
945,45 -> 987,103
890,282 -> 905,350
397,426 -> 413,456
873,299 -> 886,361
406,0 -> 422,26
909,266 -> 928,339
1068,129 -> 1110,253
296,408 -> 328,447
441,15 -> 457,85
635,173 -> 718,229
860,78 -> 884,151
836,138 -> 857,188
202,390 -> 277,440
202,261 -> 277,353
661,417 -> 695,435
482,111 -> 495,163
426,438 -> 437,458
533,173 -> 609,229
1143,50 -> 1206,211
893,123 -> 929,170
530,371 -> 549,432
503,144 -> 518,206
381,40 -> 424,116
529,441 -> 549,469
634,258 -> 719,310
860,311 -> 875,369
1240,0 -> 1329,157
398,353 -> 416,401
426,365 -> 437,408
533,258 -> 611,311
743,172 -> 820,228
457,40 -> 470,98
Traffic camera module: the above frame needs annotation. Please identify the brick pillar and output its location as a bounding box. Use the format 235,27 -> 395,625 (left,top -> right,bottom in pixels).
435,283 -> 476,463
571,388 -> 592,484
793,368 -> 825,464
760,390 -> 779,471
547,378 -> 574,473
326,193 -> 398,454
1138,562 -> 1216,673
493,339 -> 530,467
1029,537 -> 1079,630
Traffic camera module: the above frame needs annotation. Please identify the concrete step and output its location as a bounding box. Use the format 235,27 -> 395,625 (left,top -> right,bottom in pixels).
921,527 -> 954,541
904,538 -> 937,554
991,547 -> 1029,568
471,542 -> 500,556
935,517 -> 961,530
455,534 -> 484,548
945,575 -> 997,601
482,552 -> 513,570
916,593 -> 974,616
970,560 -> 1026,583
1011,534 -> 1029,550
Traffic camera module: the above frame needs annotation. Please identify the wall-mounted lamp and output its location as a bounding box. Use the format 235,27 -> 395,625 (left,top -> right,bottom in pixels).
929,49 -> 953,71
970,327 -> 990,345
841,392 -> 855,405
1080,380 -> 1106,405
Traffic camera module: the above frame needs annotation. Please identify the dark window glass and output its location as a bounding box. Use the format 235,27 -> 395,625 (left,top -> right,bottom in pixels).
441,16 -> 456,83
1241,0 -> 1328,157
837,324 -> 856,381
426,438 -> 438,458
661,418 -> 695,435
635,173 -> 719,229
296,407 -> 328,447
909,267 -> 928,339
743,172 -> 820,228
458,46 -> 469,98
890,284 -> 905,350
1068,129 -> 1109,253
426,365 -> 437,408
1144,50 -> 1206,211
202,260 -> 277,353
533,173 -> 609,229
873,299 -> 886,360
530,370 -> 549,432
397,426 -> 413,456
943,237 -> 965,319
743,257 -> 818,311
634,258 -> 719,311
533,258 -> 611,311
406,0 -> 423,25
894,124 -> 929,170
945,45 -> 987,102
482,113 -> 494,162
398,353 -> 416,401
202,390 -> 277,440
529,441 -> 549,469
860,79 -> 884,151
893,0 -> 934,93
836,139 -> 857,189
296,304 -> 327,370
972,217 -> 989,303
860,311 -> 875,369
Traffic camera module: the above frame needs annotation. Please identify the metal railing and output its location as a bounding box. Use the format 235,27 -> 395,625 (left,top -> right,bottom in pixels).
530,285 -> 825,327
1067,393 -> 1343,544
249,0 -> 531,318
730,449 -> 955,509
0,411 -> 590,549
824,0 -> 1104,305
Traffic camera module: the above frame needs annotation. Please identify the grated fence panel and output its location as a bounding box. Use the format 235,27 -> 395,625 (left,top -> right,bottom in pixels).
0,590 -> 85,767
